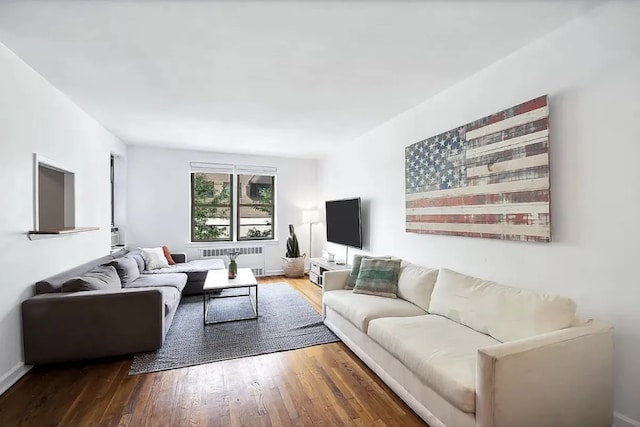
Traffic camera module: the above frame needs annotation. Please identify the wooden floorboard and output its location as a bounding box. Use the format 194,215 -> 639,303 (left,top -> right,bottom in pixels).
0,276 -> 425,427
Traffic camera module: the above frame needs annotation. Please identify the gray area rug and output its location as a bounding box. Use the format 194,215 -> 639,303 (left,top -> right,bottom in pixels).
129,282 -> 338,375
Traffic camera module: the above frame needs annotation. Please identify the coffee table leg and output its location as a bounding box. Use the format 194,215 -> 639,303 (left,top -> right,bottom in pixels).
203,290 -> 208,325
255,284 -> 258,317
247,284 -> 258,319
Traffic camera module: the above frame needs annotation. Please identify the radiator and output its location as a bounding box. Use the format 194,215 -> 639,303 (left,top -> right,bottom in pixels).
200,246 -> 265,277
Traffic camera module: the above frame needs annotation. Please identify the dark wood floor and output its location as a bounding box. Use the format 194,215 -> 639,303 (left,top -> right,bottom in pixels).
0,276 -> 425,426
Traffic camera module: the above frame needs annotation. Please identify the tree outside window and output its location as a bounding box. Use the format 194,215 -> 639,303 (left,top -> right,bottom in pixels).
191,173 -> 233,241
190,169 -> 275,242
237,174 -> 274,240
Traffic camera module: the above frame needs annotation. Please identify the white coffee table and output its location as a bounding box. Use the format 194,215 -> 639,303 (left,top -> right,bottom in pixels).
203,268 -> 258,325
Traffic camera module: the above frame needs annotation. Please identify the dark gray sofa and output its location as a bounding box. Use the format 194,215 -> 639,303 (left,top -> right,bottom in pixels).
152,253 -> 222,296
22,250 -> 190,365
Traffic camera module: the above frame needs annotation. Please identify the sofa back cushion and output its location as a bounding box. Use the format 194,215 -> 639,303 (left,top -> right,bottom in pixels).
35,254 -> 115,294
61,265 -> 122,292
428,268 -> 577,342
397,261 -> 439,311
106,257 -> 140,286
125,250 -> 146,273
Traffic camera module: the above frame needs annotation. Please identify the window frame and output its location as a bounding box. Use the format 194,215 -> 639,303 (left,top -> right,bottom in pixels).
190,172 -> 234,242
189,163 -> 277,244
110,154 -> 115,226
236,174 -> 275,241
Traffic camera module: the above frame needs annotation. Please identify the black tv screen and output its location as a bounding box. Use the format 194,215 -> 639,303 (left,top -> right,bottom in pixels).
325,198 -> 362,249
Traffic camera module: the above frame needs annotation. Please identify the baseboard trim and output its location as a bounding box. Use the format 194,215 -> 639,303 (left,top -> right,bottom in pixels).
0,362 -> 31,396
264,269 -> 284,276
615,412 -> 640,427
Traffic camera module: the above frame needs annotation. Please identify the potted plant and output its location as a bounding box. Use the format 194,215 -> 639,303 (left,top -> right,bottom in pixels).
282,224 -> 306,277
226,249 -> 241,279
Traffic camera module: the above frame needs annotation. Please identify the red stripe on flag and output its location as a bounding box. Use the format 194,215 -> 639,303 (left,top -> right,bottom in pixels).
513,95 -> 547,115
465,95 -> 548,133
406,213 -> 541,225
406,190 -> 550,209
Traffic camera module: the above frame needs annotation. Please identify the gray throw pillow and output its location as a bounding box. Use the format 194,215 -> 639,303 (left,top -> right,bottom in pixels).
125,251 -> 145,273
62,265 -> 122,292
107,257 -> 140,286
345,254 -> 390,290
352,258 -> 401,299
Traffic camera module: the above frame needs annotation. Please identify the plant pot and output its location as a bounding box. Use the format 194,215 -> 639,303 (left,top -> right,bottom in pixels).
281,254 -> 306,278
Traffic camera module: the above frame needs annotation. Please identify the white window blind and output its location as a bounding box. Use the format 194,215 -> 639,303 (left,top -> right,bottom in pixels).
235,165 -> 277,176
190,163 -> 276,176
189,162 -> 235,175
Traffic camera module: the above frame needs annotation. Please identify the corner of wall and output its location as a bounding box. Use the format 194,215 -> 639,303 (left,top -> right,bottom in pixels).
615,412 -> 640,427
0,362 -> 31,396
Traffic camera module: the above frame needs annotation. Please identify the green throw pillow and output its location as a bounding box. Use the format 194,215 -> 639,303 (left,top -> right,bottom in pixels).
345,254 -> 367,290
352,258 -> 401,299
345,254 -> 391,290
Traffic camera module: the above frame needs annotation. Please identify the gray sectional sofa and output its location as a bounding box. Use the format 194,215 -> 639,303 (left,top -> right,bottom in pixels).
22,249 -> 223,365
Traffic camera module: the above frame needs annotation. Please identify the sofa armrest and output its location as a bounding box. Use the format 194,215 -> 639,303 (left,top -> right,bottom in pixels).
171,252 -> 187,263
22,288 -> 165,365
322,270 -> 350,319
323,270 -> 350,293
476,320 -> 613,427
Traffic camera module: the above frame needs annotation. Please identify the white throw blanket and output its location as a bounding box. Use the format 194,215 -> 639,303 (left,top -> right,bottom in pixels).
143,259 -> 225,274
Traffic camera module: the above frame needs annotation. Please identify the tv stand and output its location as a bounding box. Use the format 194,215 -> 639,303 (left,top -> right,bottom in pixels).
309,257 -> 351,287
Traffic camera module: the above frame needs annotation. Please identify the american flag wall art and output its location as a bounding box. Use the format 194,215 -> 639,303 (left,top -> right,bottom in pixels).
405,95 -> 550,242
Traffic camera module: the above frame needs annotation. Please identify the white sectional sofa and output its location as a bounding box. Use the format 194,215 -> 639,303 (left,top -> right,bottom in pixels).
322,261 -> 613,427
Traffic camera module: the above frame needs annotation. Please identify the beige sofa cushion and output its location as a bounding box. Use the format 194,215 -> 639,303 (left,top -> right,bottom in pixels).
397,261 -> 439,311
368,314 -> 500,413
429,269 -> 577,342
323,290 -> 426,333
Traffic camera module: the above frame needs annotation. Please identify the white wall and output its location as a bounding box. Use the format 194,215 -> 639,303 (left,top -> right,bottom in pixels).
0,43 -> 126,393
319,2 -> 640,425
126,146 -> 318,274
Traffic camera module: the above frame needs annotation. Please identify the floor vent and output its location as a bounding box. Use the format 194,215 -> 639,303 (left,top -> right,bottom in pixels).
201,246 -> 263,258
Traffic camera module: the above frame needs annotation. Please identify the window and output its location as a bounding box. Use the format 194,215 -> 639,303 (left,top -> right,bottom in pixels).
237,174 -> 274,240
190,163 -> 276,242
110,154 -> 115,226
191,172 -> 233,241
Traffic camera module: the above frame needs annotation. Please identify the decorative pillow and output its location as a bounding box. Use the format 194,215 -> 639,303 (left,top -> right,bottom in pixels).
162,246 -> 176,265
62,266 -> 121,292
126,251 -> 146,273
142,247 -> 170,270
353,258 -> 401,299
345,254 -> 391,290
106,257 -> 140,286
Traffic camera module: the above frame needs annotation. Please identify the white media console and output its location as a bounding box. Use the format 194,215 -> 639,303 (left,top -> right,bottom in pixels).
309,257 -> 352,287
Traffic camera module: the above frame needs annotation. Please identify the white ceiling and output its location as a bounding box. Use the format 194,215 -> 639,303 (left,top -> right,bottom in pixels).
0,1 -> 600,159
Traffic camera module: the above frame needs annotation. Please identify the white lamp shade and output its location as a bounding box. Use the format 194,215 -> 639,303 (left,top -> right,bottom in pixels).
302,209 -> 321,224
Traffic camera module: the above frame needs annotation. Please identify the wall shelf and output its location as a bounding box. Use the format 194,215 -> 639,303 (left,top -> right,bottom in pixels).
27,227 -> 99,240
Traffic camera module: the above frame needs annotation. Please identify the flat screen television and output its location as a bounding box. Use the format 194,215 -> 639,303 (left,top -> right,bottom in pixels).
325,198 -> 362,249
